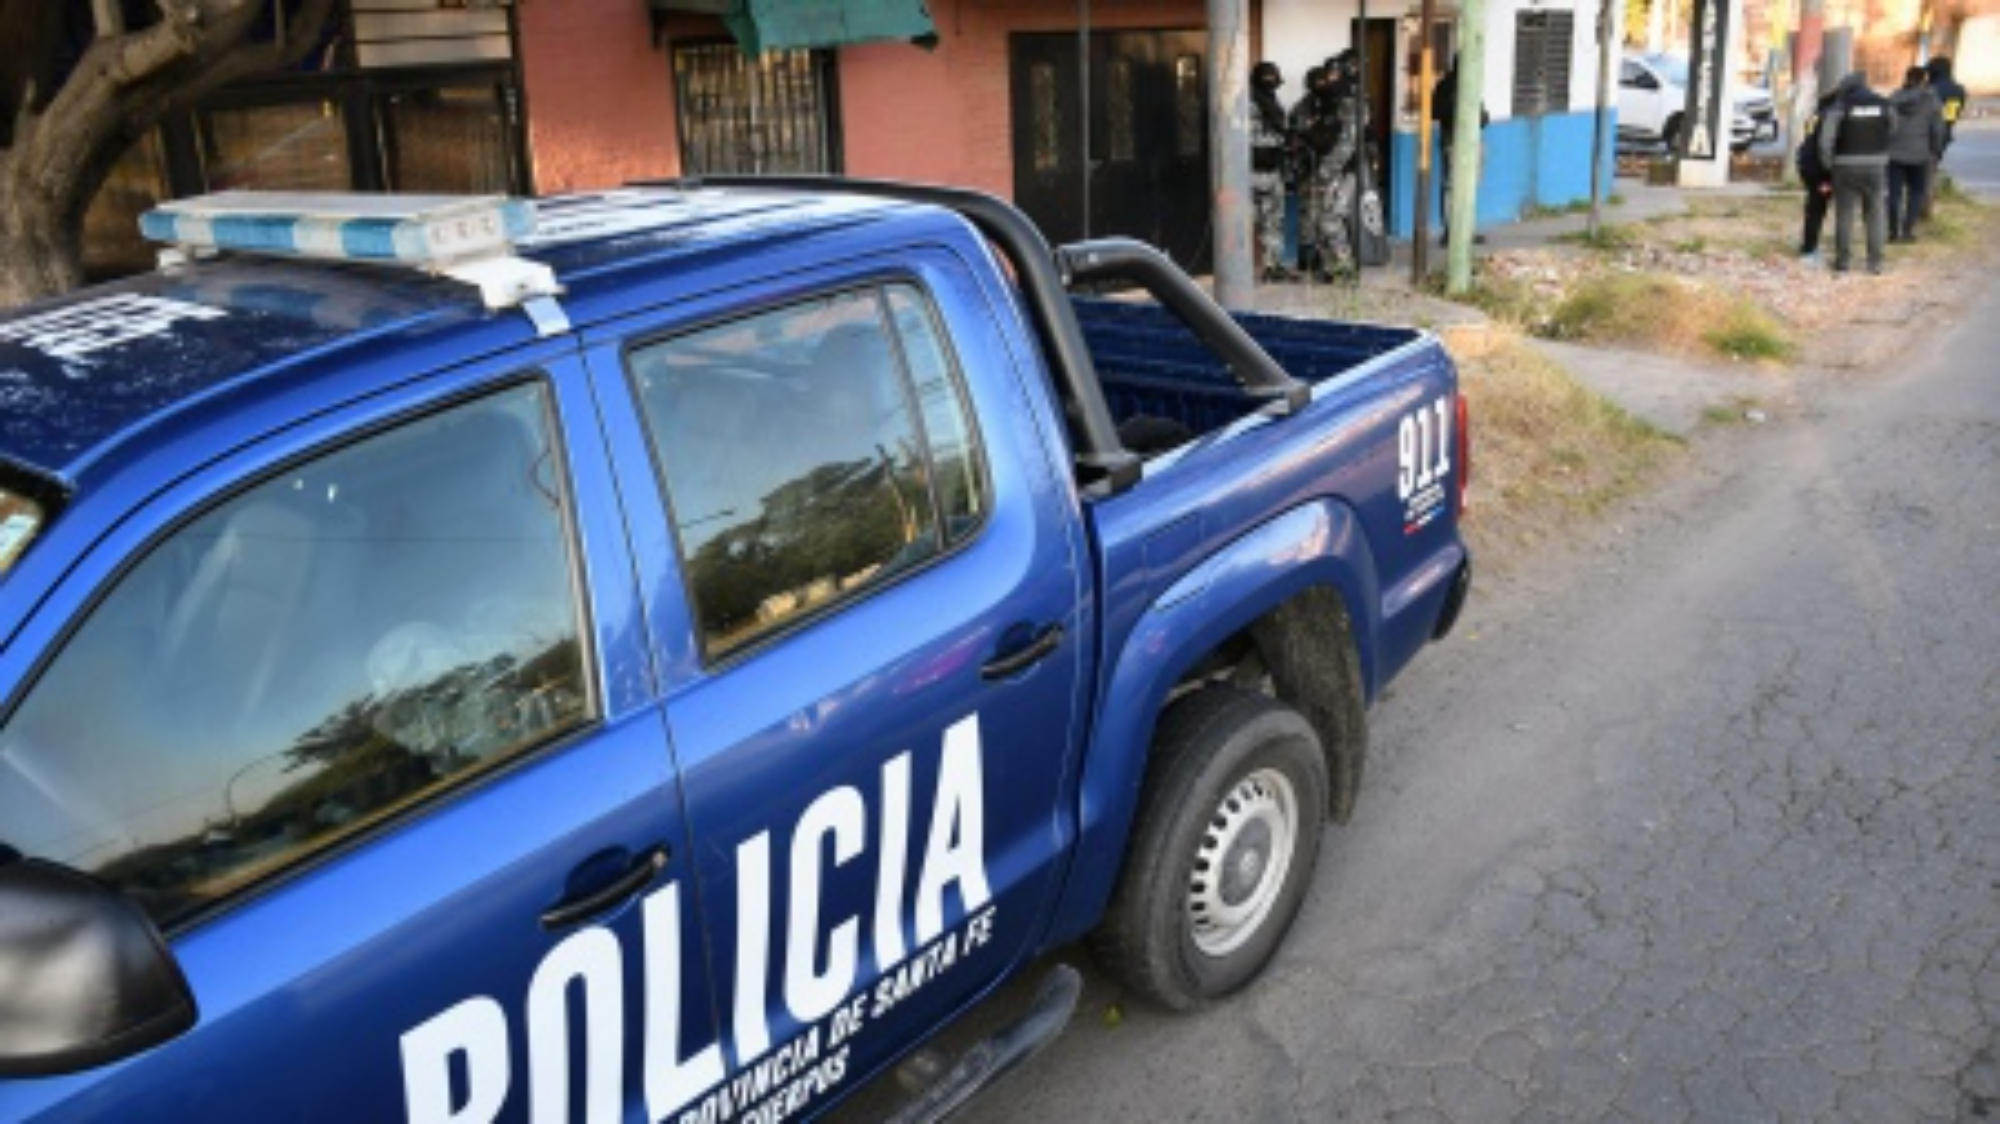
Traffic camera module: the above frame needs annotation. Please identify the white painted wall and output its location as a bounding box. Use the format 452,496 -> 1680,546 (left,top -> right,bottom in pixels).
1953,15 -> 2000,94
1473,0 -> 1617,122
1257,0 -> 1616,127
1262,0 -> 1362,109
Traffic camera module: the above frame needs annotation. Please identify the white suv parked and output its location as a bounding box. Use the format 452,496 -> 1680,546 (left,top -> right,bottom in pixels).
1619,51 -> 1779,153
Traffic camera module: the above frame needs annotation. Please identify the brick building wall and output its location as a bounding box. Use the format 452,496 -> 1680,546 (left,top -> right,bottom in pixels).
838,0 -> 1207,197
515,1 -> 1228,201
517,0 -> 685,191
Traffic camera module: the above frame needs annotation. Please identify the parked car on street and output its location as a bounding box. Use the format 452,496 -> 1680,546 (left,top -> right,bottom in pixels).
1619,51 -> 1779,154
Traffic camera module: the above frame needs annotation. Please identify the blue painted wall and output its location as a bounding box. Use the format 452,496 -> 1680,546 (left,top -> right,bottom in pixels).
1386,109 -> 1619,239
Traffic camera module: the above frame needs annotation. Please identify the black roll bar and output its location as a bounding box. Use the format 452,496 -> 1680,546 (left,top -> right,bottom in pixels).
672,175 -> 1143,496
1054,238 -> 1311,416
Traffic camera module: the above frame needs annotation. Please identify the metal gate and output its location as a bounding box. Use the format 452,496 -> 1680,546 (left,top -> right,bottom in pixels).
672,43 -> 841,176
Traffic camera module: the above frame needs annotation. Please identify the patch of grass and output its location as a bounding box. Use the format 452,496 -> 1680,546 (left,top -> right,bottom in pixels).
1934,173 -> 1980,206
1521,199 -> 1595,220
1442,268 -> 1546,327
1542,272 -> 1687,342
1912,184 -> 1992,247
1703,304 -> 1794,362
1456,332 -> 1683,566
1673,235 -> 1708,253
1535,273 -> 1795,363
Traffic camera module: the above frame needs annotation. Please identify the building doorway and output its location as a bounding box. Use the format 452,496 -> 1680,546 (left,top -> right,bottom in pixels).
1351,17 -> 1397,220
1009,30 -> 1211,273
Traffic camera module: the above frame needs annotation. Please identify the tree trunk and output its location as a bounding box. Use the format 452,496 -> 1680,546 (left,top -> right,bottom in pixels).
0,0 -> 340,308
0,184 -> 87,308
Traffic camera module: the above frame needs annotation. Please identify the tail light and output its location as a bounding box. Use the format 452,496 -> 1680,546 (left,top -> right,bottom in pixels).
1452,391 -> 1471,518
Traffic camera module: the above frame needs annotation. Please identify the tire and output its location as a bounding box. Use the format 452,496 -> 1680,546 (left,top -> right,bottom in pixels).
1089,686 -> 1330,1011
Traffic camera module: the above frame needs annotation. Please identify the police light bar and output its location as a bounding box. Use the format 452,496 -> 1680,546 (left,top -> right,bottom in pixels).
140,192 -> 562,311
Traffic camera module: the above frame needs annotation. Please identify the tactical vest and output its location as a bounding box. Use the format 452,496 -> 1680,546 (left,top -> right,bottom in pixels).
1834,99 -> 1892,156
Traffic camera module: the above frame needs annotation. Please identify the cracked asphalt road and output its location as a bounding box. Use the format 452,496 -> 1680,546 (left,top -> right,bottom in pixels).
919,257 -> 2000,1123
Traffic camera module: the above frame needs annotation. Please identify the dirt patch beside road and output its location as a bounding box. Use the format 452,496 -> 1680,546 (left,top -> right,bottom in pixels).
1468,190 -> 1998,370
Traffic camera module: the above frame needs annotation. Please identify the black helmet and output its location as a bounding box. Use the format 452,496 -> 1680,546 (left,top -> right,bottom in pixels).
1252,61 -> 1283,89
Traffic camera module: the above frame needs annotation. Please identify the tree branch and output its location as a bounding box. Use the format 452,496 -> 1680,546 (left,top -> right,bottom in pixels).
105,7 -> 202,88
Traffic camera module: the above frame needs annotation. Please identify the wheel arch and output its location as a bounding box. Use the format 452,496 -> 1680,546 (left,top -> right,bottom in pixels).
1043,500 -> 1380,947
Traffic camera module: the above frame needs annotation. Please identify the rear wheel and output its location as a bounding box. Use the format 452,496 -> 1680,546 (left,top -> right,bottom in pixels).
1661,112 -> 1684,152
1090,687 -> 1330,1010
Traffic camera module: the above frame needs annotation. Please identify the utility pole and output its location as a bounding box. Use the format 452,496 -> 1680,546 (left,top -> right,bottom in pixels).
1445,0 -> 1485,294
1588,0 -> 1615,238
1791,0 -> 1825,166
1352,0 -> 1369,276
1079,0 -> 1092,240
1209,0 -> 1254,309
1413,0 -> 1437,283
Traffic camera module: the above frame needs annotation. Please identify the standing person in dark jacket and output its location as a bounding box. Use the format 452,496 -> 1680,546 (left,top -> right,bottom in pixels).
1925,55 -> 1968,151
1819,71 -> 1895,274
1797,87 -> 1840,264
1922,55 -> 1968,220
1886,66 -> 1945,242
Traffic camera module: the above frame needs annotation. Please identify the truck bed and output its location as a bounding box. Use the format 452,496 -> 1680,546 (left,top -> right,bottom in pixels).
1073,297 -> 1422,440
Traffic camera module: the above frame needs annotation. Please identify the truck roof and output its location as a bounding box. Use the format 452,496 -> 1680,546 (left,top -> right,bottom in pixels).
0,187 -> 937,485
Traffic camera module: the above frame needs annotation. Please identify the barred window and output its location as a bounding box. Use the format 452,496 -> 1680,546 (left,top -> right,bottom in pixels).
1512,10 -> 1575,117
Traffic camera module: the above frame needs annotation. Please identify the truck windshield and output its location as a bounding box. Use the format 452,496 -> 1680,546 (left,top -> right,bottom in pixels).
0,481 -> 50,579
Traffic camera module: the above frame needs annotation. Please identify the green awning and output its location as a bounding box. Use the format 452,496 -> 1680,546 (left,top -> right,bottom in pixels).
652,0 -> 936,54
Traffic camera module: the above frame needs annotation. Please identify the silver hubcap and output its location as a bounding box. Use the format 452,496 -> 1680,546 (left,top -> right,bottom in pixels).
1187,766 -> 1300,957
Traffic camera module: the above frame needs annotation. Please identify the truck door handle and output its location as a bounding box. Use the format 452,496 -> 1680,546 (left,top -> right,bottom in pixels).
981,622 -> 1065,680
540,846 -> 669,930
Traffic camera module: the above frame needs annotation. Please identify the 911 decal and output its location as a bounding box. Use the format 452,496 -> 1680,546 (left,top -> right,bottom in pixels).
1397,395 -> 1453,534
401,714 -> 996,1124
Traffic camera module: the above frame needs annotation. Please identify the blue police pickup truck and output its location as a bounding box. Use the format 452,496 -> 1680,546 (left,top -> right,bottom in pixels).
0,181 -> 1469,1123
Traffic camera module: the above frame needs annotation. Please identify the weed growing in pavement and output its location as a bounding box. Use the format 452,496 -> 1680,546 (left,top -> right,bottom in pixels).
1701,396 -> 1766,425
1556,225 -> 1641,251
1437,267 -> 1545,326
1912,186 -> 1992,247
1521,199 -> 1595,220
1704,304 -> 1794,362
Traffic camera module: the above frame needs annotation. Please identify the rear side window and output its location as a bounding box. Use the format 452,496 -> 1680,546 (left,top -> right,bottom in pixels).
0,484 -> 46,577
0,383 -> 590,929
629,282 -> 987,661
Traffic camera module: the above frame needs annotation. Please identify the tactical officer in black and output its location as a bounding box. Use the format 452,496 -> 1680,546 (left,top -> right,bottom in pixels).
1818,71 -> 1895,274
1250,61 -> 1294,280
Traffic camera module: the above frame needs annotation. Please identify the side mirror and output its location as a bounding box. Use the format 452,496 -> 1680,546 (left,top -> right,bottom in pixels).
0,854 -> 196,1076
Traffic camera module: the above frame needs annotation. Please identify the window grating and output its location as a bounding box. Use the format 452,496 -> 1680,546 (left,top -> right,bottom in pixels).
672,43 -> 839,176
1512,10 -> 1575,117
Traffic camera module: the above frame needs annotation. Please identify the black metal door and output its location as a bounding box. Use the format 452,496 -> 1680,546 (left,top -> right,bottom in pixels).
1351,18 -> 1396,193
1010,30 -> 1211,274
